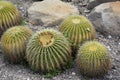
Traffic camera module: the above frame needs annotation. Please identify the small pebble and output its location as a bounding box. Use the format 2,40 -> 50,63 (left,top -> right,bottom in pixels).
53,77 -> 57,80
112,65 -> 116,69
107,46 -> 111,51
84,9 -> 90,13
108,35 -> 112,39
109,75 -> 113,79
20,7 -> 24,10
18,70 -> 22,73
42,77 -> 44,80
71,72 -> 76,76
27,78 -> 30,80
68,76 -> 72,79
22,9 -> 25,12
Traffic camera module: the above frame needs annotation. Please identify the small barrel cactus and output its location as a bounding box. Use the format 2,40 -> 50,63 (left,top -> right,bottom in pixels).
59,15 -> 96,50
26,29 -> 72,72
1,26 -> 33,63
76,41 -> 111,77
0,1 -> 22,35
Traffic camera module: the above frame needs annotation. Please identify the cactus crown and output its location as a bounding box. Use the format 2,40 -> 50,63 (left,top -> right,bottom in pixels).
59,15 -> 96,50
39,31 -> 55,47
77,41 -> 111,77
80,41 -> 107,55
26,29 -> 72,72
72,18 -> 80,24
0,1 -> 19,13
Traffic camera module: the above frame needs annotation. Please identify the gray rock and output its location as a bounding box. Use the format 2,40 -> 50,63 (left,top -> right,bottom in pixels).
87,0 -> 99,10
71,72 -> 76,75
28,0 -> 79,27
0,41 -> 1,53
88,1 -> 120,37
87,0 -> 119,10
97,0 -> 119,3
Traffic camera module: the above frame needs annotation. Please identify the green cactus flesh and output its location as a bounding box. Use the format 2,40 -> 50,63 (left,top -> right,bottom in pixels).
26,29 -> 72,72
59,15 -> 96,49
76,41 -> 111,77
0,1 -> 22,35
1,26 -> 33,63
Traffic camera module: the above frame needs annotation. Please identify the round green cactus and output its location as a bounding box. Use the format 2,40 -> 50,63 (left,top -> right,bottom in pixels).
0,1 -> 22,35
26,29 -> 72,72
1,26 -> 33,63
76,41 -> 111,77
59,15 -> 96,49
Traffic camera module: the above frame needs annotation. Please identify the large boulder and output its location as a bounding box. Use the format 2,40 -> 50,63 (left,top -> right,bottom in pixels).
28,0 -> 79,27
88,1 -> 120,37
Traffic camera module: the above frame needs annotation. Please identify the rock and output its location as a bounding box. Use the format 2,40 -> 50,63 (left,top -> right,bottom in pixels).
28,0 -> 79,27
0,41 -> 1,53
71,72 -> 76,75
108,35 -> 112,39
87,0 -> 99,10
97,0 -> 119,3
61,0 -> 72,2
88,1 -> 120,37
33,0 -> 43,1
87,0 -> 119,10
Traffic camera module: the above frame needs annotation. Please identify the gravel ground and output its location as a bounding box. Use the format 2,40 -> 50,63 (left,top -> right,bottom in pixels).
0,0 -> 120,80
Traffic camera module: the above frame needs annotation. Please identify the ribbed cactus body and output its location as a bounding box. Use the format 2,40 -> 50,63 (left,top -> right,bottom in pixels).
0,1 -> 22,35
59,15 -> 96,49
1,26 -> 33,63
76,41 -> 111,77
26,29 -> 72,72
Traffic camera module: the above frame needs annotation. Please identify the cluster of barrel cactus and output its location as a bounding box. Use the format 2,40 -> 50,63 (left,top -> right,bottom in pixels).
59,15 -> 111,77
0,0 -> 111,78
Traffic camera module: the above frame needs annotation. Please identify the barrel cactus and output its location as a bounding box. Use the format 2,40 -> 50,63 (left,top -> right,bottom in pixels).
59,15 -> 96,50
76,41 -> 111,77
1,26 -> 33,63
0,1 -> 22,35
26,29 -> 72,72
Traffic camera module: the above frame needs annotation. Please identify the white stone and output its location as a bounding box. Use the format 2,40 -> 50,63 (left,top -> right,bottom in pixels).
108,35 -> 112,39
71,72 -> 76,75
28,0 -> 79,27
27,78 -> 30,80
42,77 -> 44,80
107,46 -> 111,51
